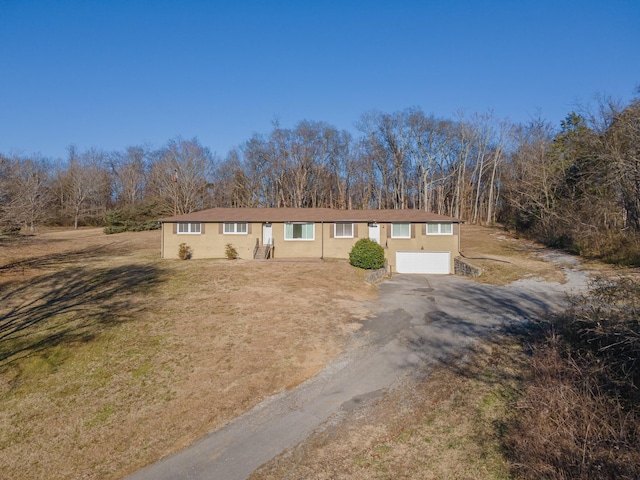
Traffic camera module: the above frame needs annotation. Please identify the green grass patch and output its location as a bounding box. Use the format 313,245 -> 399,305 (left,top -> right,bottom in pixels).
87,404 -> 116,427
20,346 -> 72,377
132,361 -> 153,378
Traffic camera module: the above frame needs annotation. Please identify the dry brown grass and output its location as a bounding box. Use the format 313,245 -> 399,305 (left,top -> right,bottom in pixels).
250,334 -> 525,480
506,277 -> 640,480
1,223 -> 604,480
460,224 -> 569,285
0,228 -> 375,480
506,333 -> 640,480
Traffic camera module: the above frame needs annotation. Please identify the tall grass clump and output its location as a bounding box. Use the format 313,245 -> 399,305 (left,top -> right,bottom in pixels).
225,243 -> 239,260
178,243 -> 192,260
505,276 -> 640,479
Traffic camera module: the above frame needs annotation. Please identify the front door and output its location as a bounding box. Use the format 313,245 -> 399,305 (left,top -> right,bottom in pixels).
368,223 -> 380,244
263,223 -> 273,245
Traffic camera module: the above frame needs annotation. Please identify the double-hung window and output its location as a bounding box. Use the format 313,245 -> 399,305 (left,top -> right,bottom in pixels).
426,222 -> 453,235
284,222 -> 314,241
177,222 -> 201,234
391,223 -> 411,238
223,222 -> 248,234
334,222 -> 354,238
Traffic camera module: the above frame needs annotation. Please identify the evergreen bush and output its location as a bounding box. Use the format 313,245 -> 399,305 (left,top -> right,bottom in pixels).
349,238 -> 385,270
103,206 -> 161,234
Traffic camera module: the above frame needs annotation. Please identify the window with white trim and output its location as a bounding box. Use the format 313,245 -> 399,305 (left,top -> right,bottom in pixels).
334,222 -> 354,238
391,223 -> 411,238
177,222 -> 201,234
285,222 -> 314,240
426,222 -> 453,235
223,222 -> 248,234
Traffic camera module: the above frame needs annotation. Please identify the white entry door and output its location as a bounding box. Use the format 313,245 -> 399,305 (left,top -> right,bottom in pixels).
368,223 -> 380,244
262,223 -> 273,245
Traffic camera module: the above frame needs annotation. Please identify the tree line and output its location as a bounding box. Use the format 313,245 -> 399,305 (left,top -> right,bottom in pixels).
500,94 -> 640,263
1,93 -> 639,263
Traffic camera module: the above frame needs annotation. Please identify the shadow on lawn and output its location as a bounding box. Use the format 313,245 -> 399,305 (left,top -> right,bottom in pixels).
0,263 -> 165,366
0,243 -> 129,273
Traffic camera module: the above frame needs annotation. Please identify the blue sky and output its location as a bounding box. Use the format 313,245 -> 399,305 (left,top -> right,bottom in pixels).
1,0 -> 639,160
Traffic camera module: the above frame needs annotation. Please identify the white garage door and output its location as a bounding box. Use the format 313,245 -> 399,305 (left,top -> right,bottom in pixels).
396,251 -> 451,274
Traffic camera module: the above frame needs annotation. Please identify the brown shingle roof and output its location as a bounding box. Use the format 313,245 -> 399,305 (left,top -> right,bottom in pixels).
160,208 -> 462,223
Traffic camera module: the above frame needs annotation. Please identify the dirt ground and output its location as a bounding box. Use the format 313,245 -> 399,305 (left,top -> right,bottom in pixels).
459,224 -> 571,285
0,224 -> 576,479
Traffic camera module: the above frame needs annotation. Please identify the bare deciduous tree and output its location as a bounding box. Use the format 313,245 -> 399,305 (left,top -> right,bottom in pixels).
56,146 -> 111,229
148,137 -> 216,216
109,145 -> 150,213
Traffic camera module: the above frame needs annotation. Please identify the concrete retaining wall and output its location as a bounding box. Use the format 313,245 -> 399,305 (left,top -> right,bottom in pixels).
455,257 -> 483,277
365,266 -> 389,284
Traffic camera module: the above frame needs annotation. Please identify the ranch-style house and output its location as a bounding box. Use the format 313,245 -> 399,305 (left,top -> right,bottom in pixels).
160,207 -> 462,274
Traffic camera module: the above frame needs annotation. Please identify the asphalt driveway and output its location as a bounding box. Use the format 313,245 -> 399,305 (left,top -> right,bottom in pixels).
125,257 -> 588,480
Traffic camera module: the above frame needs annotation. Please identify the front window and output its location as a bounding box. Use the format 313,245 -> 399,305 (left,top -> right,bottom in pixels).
427,223 -> 453,235
285,222 -> 314,240
178,222 -> 201,234
334,222 -> 354,238
223,222 -> 248,234
391,223 -> 411,238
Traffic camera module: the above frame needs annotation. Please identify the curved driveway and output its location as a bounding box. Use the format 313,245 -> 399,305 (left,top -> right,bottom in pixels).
126,256 -> 587,480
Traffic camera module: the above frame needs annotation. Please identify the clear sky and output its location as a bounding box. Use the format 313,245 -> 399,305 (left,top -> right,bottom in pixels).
1,0 -> 639,160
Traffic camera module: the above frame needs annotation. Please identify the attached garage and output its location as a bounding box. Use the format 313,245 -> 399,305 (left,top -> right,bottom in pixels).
395,251 -> 451,274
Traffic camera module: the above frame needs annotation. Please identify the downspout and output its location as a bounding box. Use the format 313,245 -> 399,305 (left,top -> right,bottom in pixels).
321,221 -> 324,259
458,221 -> 461,255
161,221 -> 164,258
457,221 -> 461,275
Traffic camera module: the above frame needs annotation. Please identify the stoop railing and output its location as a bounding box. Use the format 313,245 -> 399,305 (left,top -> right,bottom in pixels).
253,239 -> 274,260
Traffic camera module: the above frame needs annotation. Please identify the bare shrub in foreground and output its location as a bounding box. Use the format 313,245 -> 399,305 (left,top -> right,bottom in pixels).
506,277 -> 640,479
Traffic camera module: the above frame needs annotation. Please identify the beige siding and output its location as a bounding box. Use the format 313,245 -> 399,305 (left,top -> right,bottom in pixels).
382,222 -> 459,273
162,222 -> 261,259
271,222 -> 322,258
320,222 -> 367,259
162,221 -> 459,271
